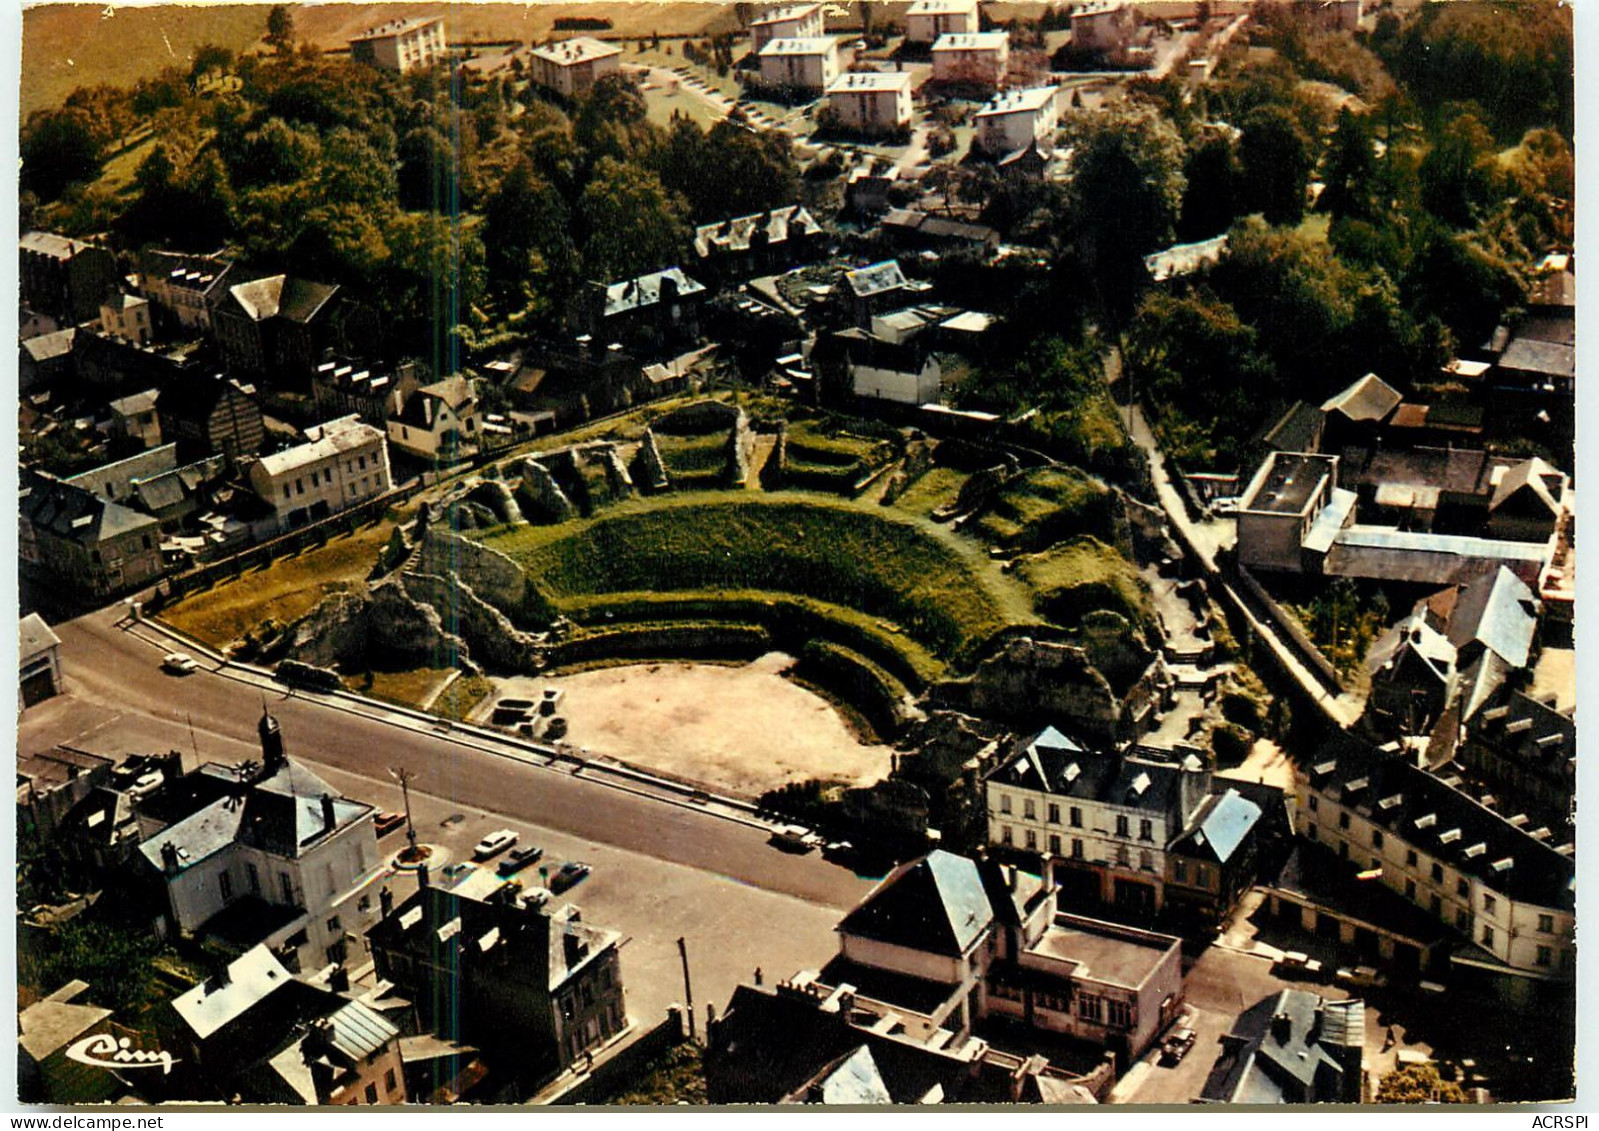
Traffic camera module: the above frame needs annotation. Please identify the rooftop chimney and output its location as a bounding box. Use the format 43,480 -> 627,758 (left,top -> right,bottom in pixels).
380,886 -> 395,919
320,794 -> 336,832
1270,1011 -> 1294,1044
160,841 -> 181,875
563,931 -> 589,969
259,710 -> 286,770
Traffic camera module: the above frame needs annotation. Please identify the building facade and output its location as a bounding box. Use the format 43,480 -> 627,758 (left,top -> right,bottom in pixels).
20,469 -> 164,601
349,17 -> 448,73
248,415 -> 392,533
20,231 -> 119,323
974,86 -> 1059,157
750,3 -> 827,51
905,0 -> 982,44
529,37 -> 623,98
824,71 -> 915,135
758,37 -> 842,93
387,376 -> 481,460
137,249 -> 234,333
930,32 -> 1010,90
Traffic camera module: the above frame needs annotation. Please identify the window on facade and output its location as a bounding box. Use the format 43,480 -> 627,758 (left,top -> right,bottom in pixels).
1430,895 -> 1442,916
1456,879 -> 1469,898
1048,803 -> 1061,825
280,872 -> 294,904
1000,794 -> 1012,815
1405,880 -> 1416,900
1139,849 -> 1154,872
1024,799 -> 1036,821
219,872 -> 233,902
1338,812 -> 1350,830
365,1084 -> 379,1104
1536,945 -> 1553,967
1308,795 -> 1318,812
359,894 -> 371,913
1481,925 -> 1494,947
1139,818 -> 1154,842
1076,995 -> 1103,1023
1483,893 -> 1496,914
1106,999 -> 1132,1028
1372,830 -> 1384,849
328,915 -> 342,934
1115,815 -> 1129,838
1538,914 -> 1555,933
359,456 -> 368,471
1406,849 -> 1418,867
1049,834 -> 1061,856
1071,838 -> 1084,859
1001,825 -> 1013,846
296,479 -> 305,496
284,485 -> 292,500
1115,844 -> 1130,868
1070,807 -> 1082,828
1025,829 -> 1037,851
1431,863 -> 1444,883
1455,910 -> 1469,932
246,863 -> 260,894
1174,859 -> 1187,883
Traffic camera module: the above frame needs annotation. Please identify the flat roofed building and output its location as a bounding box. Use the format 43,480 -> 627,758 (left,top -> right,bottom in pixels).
529,37 -> 623,98
1236,452 -> 1342,572
758,36 -> 843,93
750,3 -> 827,51
905,0 -> 982,44
19,612 -> 63,708
349,17 -> 447,73
825,70 -> 915,135
974,85 -> 1059,156
931,31 -> 1010,90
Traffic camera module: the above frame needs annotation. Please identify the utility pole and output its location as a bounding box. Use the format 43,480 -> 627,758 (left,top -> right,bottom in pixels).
390,766 -> 419,853
677,936 -> 697,1043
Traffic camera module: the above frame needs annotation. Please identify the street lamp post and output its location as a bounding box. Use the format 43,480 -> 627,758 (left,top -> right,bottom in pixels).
390,766 -> 419,853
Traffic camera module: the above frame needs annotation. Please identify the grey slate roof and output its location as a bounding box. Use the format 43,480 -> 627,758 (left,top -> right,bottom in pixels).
22,328 -> 76,364
21,469 -> 160,545
803,1045 -> 893,1104
600,267 -> 706,318
1498,336 -> 1574,379
1321,372 -> 1401,423
694,206 -> 821,259
226,275 -> 339,324
319,998 -> 400,1062
1446,566 -> 1538,668
1174,788 -> 1262,864
19,612 -> 60,658
1201,990 -> 1363,1104
987,727 -> 1206,824
836,850 -> 993,958
170,945 -> 294,1040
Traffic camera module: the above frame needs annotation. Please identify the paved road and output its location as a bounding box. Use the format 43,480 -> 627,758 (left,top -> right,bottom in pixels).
30,605 -> 882,1029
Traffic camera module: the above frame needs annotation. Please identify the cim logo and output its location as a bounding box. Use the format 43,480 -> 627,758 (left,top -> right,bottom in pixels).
64,1033 -> 180,1075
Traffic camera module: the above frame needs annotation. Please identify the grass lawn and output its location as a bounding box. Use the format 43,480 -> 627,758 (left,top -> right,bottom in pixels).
431,673 -> 494,722
970,466 -> 1119,551
893,466 -> 971,518
484,491 -> 1035,665
1015,535 -> 1155,634
641,80 -> 725,129
344,667 -> 457,711
158,512 -> 408,648
92,132 -> 159,198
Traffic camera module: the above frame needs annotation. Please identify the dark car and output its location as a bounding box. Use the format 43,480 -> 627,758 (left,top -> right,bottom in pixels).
374,812 -> 406,837
497,845 -> 545,876
549,861 -> 592,893
1160,1027 -> 1197,1066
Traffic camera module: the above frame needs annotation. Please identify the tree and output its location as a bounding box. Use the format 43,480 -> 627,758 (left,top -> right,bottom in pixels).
484,155 -> 578,301
20,108 -> 103,201
578,156 -> 690,282
1319,108 -> 1376,223
1405,229 -> 1525,349
188,43 -> 234,91
266,5 -> 296,55
1061,110 -> 1187,322
1418,107 -> 1500,228
1239,104 -> 1312,226
383,211 -> 488,366
1177,130 -> 1244,240
397,126 -> 459,212
1377,1064 -> 1467,1105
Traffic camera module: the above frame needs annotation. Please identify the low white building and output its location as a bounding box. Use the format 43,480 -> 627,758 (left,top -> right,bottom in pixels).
758,36 -> 842,94
750,3 -> 826,52
931,31 -> 1010,89
387,375 -> 481,460
19,612 -> 62,708
138,713 -> 386,974
974,85 -> 1059,157
349,16 -> 448,74
825,71 -> 915,135
248,415 -> 391,534
905,0 -> 982,45
529,36 -> 623,98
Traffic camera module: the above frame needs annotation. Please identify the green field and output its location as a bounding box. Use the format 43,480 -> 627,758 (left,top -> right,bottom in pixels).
970,466 -> 1121,552
1016,536 -> 1155,635
484,492 -> 1034,666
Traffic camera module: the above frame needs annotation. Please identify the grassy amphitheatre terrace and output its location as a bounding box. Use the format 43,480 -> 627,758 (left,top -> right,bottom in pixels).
483,490 -> 1042,685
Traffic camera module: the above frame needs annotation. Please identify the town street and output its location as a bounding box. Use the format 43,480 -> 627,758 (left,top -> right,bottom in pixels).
27,604 -> 879,1031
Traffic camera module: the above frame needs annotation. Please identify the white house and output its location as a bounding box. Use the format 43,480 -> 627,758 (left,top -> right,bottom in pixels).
975,85 -> 1059,157
824,71 -> 915,135
1299,739 -> 1575,982
1071,1 -> 1134,52
19,612 -> 62,708
248,415 -> 392,534
758,37 -> 842,94
905,0 -> 982,45
529,36 -> 623,98
99,293 -> 152,346
138,713 -> 386,974
137,249 -> 233,333
349,17 -> 448,74
750,3 -> 826,52
386,375 -> 480,460
931,31 -> 1010,89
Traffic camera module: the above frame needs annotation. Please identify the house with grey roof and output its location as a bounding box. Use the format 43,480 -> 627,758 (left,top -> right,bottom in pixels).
212,273 -> 361,381
1200,990 -> 1364,1103
20,230 -> 119,323
1457,687 -> 1574,837
574,266 -> 707,354
693,206 -> 824,282
19,612 -> 62,708
985,727 -> 1260,925
19,326 -> 77,392
138,712 -> 383,977
19,468 -> 164,602
18,982 -> 121,1104
247,415 -> 392,534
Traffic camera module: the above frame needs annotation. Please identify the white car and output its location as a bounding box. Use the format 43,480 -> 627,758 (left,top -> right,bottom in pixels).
126,771 -> 164,799
472,829 -> 519,861
162,652 -> 199,675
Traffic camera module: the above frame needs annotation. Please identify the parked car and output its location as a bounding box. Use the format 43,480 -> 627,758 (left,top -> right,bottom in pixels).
770,825 -> 815,853
472,829 -> 519,861
1160,1026 -> 1198,1066
125,771 -> 165,799
161,652 -> 199,675
374,812 -> 406,837
497,845 -> 545,876
550,860 -> 592,893
1336,965 -> 1387,990
1274,951 -> 1326,980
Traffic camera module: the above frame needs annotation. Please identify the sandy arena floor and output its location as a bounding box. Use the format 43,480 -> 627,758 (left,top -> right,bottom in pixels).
483,653 -> 893,799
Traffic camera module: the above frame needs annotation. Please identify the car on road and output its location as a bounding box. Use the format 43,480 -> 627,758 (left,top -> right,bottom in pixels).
472,829 -> 519,861
770,825 -> 815,853
549,860 -> 591,893
1160,1026 -> 1197,1066
1273,951 -> 1326,980
1336,965 -> 1387,990
1209,496 -> 1240,516
161,652 -> 199,675
126,771 -> 165,799
374,812 -> 406,837
497,845 -> 545,876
